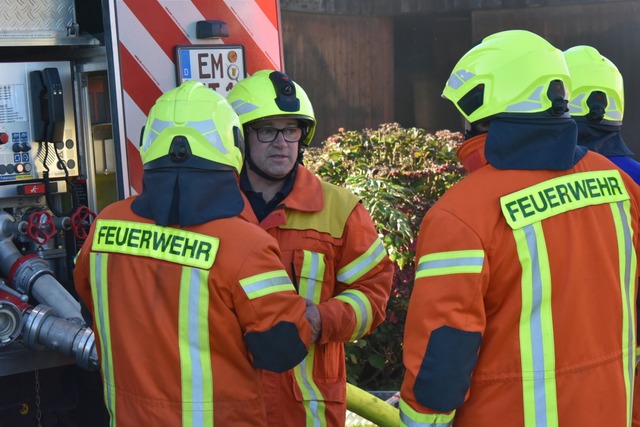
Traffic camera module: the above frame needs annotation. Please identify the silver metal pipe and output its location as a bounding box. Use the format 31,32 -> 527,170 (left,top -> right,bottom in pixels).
23,305 -> 98,370
0,211 -> 83,321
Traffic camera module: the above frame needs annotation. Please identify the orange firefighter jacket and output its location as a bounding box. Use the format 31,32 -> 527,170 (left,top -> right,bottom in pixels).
245,165 -> 394,427
400,134 -> 640,427
74,197 -> 311,427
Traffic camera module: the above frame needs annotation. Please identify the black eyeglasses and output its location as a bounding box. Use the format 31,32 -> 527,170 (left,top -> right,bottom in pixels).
250,126 -> 303,143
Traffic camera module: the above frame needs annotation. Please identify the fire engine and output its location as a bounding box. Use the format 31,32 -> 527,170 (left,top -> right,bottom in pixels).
0,1 -> 398,425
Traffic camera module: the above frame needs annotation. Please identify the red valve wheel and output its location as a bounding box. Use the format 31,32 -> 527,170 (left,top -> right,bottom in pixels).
26,211 -> 56,245
71,206 -> 97,240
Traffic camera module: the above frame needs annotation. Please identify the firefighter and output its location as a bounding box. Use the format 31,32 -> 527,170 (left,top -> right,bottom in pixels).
564,45 -> 640,184
399,29 -> 640,426
227,70 -> 393,427
563,47 -> 640,427
73,80 -> 312,426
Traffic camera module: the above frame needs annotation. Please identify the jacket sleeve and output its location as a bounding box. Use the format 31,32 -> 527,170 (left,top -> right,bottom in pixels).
233,234 -> 312,373
316,202 -> 394,344
399,207 -> 487,426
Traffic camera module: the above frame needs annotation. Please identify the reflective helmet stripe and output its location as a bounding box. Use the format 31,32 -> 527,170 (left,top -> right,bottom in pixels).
230,99 -> 259,116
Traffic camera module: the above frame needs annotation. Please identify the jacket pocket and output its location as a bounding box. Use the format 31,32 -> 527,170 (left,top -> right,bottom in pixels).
292,343 -> 346,403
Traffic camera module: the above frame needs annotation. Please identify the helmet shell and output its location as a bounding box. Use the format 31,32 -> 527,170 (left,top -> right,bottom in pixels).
442,29 -> 571,123
140,80 -> 244,173
227,70 -> 316,145
564,45 -> 624,124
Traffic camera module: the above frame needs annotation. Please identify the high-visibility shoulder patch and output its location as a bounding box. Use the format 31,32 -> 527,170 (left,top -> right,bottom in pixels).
281,181 -> 360,238
416,250 -> 484,279
500,170 -> 629,229
92,219 -> 218,269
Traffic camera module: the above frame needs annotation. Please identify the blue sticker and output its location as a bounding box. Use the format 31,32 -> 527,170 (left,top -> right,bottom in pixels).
180,49 -> 192,79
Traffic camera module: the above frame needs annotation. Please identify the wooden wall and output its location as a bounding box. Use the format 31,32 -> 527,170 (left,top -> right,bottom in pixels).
281,12 -> 394,145
281,2 -> 640,154
472,1 -> 640,153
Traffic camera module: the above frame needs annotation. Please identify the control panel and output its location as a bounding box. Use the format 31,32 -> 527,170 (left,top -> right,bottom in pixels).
0,62 -> 78,182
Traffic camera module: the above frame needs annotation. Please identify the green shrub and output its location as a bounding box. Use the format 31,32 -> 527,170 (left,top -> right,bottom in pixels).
305,123 -> 465,390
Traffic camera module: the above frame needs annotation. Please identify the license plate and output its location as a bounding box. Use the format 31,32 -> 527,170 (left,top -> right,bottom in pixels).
175,45 -> 246,95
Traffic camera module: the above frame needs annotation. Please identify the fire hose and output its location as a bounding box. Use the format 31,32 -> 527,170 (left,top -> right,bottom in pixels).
346,382 -> 399,427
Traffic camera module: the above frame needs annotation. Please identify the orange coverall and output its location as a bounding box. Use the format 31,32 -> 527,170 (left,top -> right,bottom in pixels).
401,134 -> 640,426
74,197 -> 311,427
245,165 -> 394,427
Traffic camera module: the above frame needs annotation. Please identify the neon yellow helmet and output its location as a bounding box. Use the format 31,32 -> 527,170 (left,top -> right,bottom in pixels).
140,80 -> 244,173
564,45 -> 624,124
227,70 -> 316,145
442,29 -> 571,124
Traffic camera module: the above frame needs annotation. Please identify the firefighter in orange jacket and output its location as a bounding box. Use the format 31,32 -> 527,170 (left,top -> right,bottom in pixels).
562,45 -> 640,427
400,30 -> 640,426
73,80 -> 312,427
227,70 -> 394,426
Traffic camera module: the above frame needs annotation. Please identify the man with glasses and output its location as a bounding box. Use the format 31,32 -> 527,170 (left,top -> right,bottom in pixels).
227,70 -> 393,427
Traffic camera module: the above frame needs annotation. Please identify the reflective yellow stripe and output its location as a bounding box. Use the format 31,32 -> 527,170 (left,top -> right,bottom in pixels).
501,170 -> 629,229
293,350 -> 328,427
239,270 -> 295,299
514,223 -> 558,427
92,219 -> 219,269
335,289 -> 373,340
610,200 -> 636,424
89,253 -> 117,425
399,398 -> 454,427
179,267 -> 213,427
299,251 -> 325,303
294,250 -> 327,426
415,250 -> 484,279
337,239 -> 387,284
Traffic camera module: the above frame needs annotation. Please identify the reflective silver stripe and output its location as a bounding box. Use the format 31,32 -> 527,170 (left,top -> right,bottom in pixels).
418,256 -> 484,270
240,271 -> 295,300
506,86 -> 544,112
180,267 -> 212,427
568,94 -> 586,115
141,118 -> 172,151
337,239 -> 386,284
447,69 -> 475,90
607,96 -> 623,120
302,251 -> 321,301
90,253 -> 116,424
335,290 -> 372,340
613,200 -> 636,423
294,250 -> 327,424
415,250 -> 484,278
188,120 -> 228,154
522,224 -> 554,426
230,99 -> 259,115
